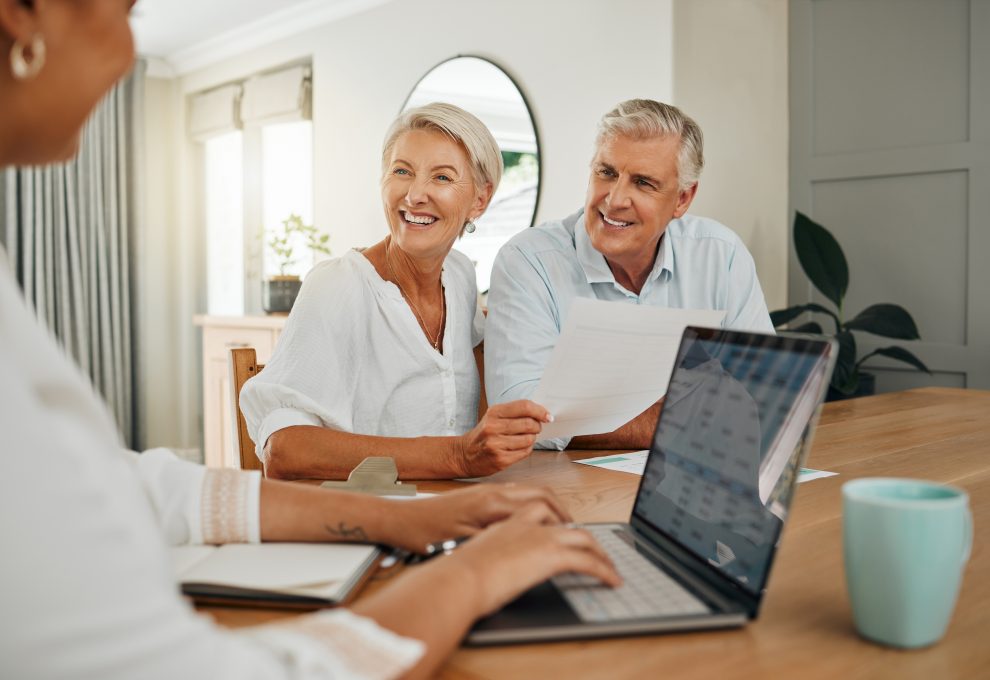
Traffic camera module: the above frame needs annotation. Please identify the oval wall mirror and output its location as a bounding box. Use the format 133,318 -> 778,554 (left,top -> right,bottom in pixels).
402,55 -> 540,294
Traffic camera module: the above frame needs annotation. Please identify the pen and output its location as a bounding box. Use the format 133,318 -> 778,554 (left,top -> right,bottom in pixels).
406,536 -> 470,564
425,536 -> 467,556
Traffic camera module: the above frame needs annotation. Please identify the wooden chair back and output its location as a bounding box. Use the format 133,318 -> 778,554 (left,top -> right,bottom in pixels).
229,348 -> 265,472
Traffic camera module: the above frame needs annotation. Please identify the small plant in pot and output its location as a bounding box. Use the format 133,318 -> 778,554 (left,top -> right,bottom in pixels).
771,211 -> 930,401
263,214 -> 330,313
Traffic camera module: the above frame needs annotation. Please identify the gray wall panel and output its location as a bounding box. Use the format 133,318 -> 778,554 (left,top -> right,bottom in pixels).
812,0 -> 970,156
790,0 -> 989,392
810,170 -> 968,345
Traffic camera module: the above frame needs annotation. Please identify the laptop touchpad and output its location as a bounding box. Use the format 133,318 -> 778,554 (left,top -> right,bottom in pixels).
472,580 -> 581,632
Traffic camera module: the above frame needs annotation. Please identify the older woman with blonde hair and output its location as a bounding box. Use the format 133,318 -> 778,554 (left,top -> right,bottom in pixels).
0,2 -> 620,679
241,102 -> 551,480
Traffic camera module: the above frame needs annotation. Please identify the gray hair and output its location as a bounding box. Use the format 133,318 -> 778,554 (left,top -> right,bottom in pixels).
595,99 -> 704,190
381,102 -> 503,193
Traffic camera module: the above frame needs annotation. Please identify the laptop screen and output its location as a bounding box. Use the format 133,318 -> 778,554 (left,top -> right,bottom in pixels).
632,328 -> 833,597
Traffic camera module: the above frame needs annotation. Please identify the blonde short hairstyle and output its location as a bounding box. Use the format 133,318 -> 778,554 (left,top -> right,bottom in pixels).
381,102 -> 503,193
596,99 -> 704,191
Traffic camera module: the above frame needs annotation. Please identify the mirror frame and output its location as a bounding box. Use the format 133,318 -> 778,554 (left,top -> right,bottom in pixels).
400,54 -> 543,231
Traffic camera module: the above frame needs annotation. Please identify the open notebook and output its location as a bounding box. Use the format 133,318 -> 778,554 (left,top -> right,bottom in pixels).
172,543 -> 382,608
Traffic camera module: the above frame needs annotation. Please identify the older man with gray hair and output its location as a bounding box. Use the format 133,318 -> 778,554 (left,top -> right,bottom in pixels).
484,98 -> 774,451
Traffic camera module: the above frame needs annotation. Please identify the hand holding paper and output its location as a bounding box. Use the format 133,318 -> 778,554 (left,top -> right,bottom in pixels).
532,298 -> 725,440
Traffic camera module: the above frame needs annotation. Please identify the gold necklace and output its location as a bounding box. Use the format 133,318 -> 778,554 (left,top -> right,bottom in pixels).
385,242 -> 445,351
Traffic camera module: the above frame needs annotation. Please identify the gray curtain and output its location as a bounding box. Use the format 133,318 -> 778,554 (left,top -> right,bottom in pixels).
0,63 -> 145,446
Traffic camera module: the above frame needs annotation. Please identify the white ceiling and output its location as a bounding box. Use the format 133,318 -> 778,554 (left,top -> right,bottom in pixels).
131,0 -> 391,75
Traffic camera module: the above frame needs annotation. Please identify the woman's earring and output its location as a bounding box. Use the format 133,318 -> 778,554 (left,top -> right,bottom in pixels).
464,220 -> 476,234
10,34 -> 46,81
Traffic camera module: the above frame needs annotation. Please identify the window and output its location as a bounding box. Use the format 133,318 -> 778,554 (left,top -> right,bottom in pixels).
204,131 -> 244,315
191,65 -> 313,315
261,121 -> 313,279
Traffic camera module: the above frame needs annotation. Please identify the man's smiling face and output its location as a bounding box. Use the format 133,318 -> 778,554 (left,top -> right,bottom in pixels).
584,133 -> 697,288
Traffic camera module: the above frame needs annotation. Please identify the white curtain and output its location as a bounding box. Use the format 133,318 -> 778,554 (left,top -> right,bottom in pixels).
0,62 -> 144,446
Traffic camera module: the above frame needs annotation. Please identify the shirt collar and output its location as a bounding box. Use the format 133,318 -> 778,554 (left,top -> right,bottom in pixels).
574,209 -> 676,288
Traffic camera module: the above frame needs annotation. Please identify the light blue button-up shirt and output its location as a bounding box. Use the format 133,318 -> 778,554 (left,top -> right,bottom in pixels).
484,208 -> 774,449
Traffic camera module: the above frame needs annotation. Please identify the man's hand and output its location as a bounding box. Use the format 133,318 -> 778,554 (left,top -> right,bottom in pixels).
451,400 -> 551,477
570,397 -> 665,450
382,483 -> 569,554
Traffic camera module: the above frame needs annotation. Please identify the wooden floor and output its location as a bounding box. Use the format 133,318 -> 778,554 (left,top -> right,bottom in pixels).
202,388 -> 990,679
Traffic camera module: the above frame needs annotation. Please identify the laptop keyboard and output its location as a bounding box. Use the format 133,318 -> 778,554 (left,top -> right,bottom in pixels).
552,526 -> 710,622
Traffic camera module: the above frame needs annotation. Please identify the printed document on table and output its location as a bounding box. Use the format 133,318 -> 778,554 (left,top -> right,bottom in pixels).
533,298 -> 724,441
574,451 -> 650,475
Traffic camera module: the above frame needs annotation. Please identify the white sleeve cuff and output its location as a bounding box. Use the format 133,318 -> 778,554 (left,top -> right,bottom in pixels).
245,470 -> 262,543
199,468 -> 262,544
247,609 -> 425,680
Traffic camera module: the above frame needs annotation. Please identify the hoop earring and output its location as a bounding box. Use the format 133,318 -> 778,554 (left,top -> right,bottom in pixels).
10,34 -> 46,81
464,220 -> 476,234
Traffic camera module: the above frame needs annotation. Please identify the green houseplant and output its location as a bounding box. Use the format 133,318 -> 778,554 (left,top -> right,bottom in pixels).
771,212 -> 930,400
262,214 -> 331,313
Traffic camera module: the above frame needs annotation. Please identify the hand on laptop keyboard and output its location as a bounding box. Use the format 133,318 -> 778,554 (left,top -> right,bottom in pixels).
430,510 -> 623,617
553,526 -> 709,622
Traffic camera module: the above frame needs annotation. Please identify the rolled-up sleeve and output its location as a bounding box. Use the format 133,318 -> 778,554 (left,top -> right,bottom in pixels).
240,262 -> 361,460
240,381 -> 343,461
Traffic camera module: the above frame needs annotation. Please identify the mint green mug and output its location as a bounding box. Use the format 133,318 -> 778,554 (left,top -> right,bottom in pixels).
843,478 -> 972,648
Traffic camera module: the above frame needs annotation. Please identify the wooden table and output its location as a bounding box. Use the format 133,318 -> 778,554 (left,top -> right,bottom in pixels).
202,388 -> 990,679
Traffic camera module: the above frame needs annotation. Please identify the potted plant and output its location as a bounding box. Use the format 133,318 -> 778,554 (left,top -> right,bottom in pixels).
262,213 -> 331,313
771,211 -> 930,400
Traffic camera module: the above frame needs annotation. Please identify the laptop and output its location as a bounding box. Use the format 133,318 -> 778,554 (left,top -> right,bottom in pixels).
468,326 -> 837,645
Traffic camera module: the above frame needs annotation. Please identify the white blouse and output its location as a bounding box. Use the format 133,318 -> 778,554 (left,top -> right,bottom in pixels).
241,248 -> 485,460
0,250 -> 423,680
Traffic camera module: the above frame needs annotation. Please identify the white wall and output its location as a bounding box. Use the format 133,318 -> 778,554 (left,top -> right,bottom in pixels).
140,0 -> 789,452
135,75 -> 181,451
179,0 -> 676,254
672,0 -> 789,310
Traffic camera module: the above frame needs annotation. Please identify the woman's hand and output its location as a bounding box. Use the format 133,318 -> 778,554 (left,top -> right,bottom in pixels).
452,400 -> 551,477
349,505 -> 621,680
415,507 -> 623,618
382,483 -> 570,553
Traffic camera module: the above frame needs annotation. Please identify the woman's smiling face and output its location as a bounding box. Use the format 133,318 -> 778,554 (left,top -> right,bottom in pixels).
381,128 -> 488,261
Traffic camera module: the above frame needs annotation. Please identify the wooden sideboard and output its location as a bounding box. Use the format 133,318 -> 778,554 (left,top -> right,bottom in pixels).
193,315 -> 287,468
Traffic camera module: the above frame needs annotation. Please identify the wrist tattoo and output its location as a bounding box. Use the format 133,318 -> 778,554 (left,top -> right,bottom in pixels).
324,522 -> 369,541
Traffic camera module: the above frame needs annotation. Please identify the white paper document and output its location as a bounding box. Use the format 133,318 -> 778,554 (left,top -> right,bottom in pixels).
797,467 -> 838,483
533,298 -> 725,440
574,450 -> 837,485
